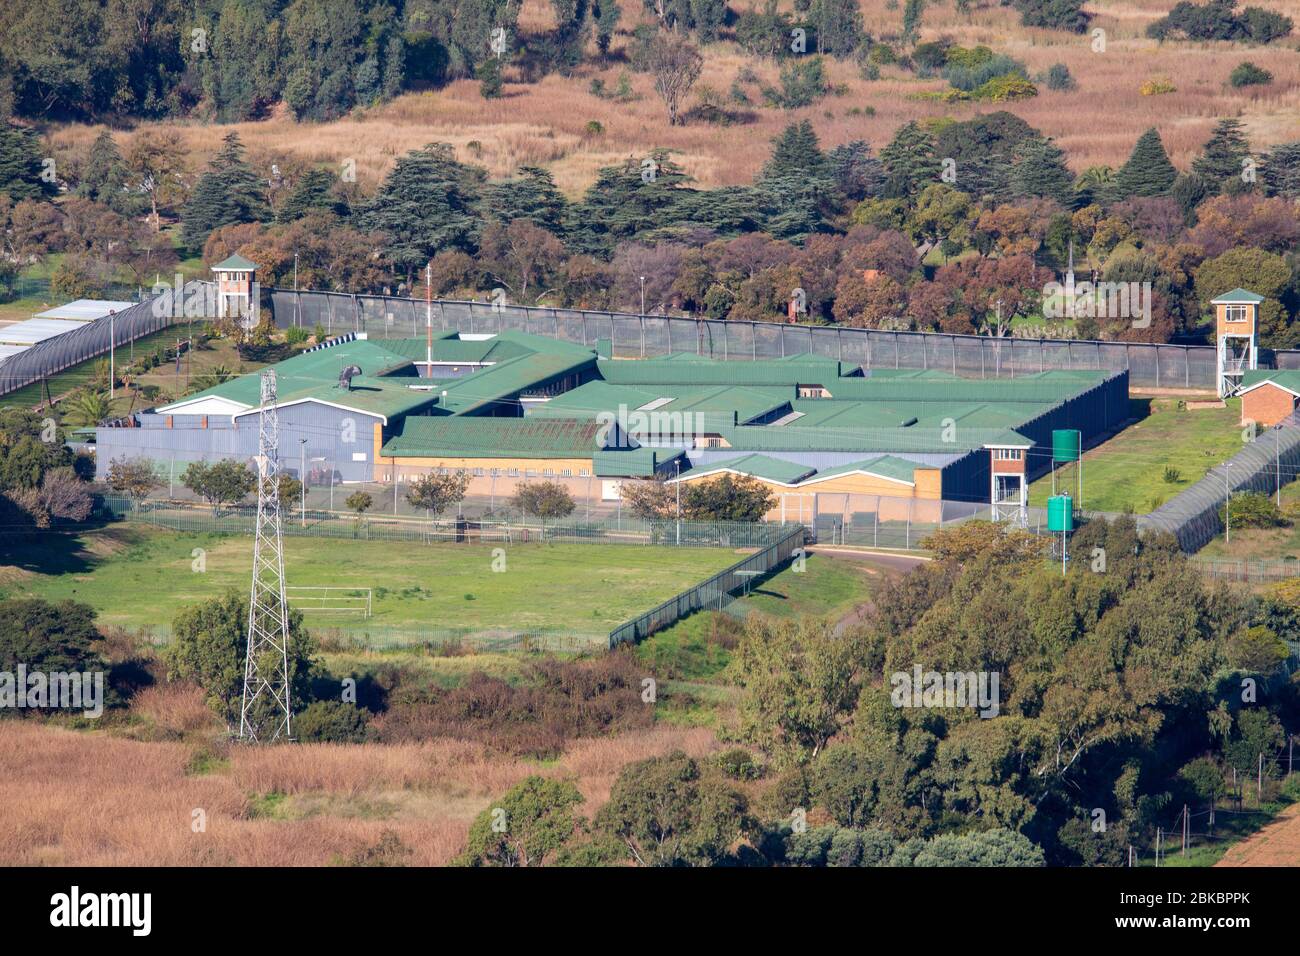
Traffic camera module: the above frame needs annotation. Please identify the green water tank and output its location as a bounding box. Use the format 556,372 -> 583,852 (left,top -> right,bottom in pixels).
1052,429 -> 1081,463
1047,494 -> 1074,532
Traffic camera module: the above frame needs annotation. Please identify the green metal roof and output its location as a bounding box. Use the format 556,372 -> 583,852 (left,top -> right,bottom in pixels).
382,416 -> 609,458
675,454 -> 817,485
805,455 -> 921,485
1210,288 -> 1265,304
592,446 -> 683,478
1240,369 -> 1300,396
436,352 -> 597,414
597,358 -> 848,387
212,253 -> 257,271
528,381 -> 792,429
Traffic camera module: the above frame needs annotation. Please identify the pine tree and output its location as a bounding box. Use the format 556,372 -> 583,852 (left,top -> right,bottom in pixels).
278,167 -> 346,223
358,142 -> 485,275
760,120 -> 830,183
0,122 -> 55,202
1108,128 -> 1177,201
809,0 -> 864,57
566,150 -> 693,256
482,166 -> 568,236
1191,118 -> 1251,195
1009,137 -> 1075,206
1260,141 -> 1300,199
181,132 -> 271,250
880,121 -> 940,200
77,130 -> 137,213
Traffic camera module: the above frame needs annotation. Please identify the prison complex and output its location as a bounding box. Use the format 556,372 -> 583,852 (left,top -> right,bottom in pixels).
95,327 -> 1128,518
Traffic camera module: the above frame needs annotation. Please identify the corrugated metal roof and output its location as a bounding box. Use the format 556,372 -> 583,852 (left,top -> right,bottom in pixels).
597,357 -> 845,386
806,455 -> 920,485
674,453 -> 817,485
436,352 -> 596,413
382,416 -> 606,457
1241,370 -> 1300,396
1210,288 -> 1264,304
530,381 -> 792,428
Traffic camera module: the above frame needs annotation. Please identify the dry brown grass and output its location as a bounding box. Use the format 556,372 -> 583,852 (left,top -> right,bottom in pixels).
0,718 -> 720,865
44,0 -> 1300,197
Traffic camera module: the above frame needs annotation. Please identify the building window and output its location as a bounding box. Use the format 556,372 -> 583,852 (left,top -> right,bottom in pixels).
994,448 -> 1022,461
1226,304 -> 1249,323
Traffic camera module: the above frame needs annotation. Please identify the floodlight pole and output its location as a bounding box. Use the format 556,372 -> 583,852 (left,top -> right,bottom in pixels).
299,438 -> 307,527
675,459 -> 681,546
425,261 -> 433,379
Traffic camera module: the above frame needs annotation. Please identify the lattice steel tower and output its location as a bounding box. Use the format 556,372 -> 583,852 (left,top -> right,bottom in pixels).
238,369 -> 293,742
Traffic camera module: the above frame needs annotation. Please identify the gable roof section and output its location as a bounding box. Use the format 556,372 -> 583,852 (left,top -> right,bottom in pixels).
802,456 -> 920,486
436,351 -> 597,413
1211,288 -> 1265,305
212,253 -> 257,271
672,454 -> 817,486
1239,369 -> 1300,399
597,357 -> 846,387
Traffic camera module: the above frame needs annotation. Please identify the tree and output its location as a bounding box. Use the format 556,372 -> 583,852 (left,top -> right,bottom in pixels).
106,457 -> 162,508
346,491 -> 373,516
512,480 -> 576,532
618,478 -> 676,519
879,121 -> 940,201
595,751 -> 749,866
480,219 -> 565,301
0,122 -> 55,202
682,474 -> 775,521
125,129 -> 189,232
60,389 -> 111,427
1009,137 -> 1075,207
0,598 -> 103,685
732,617 -> 864,764
1193,247 -> 1292,347
1109,128 -> 1178,201
36,467 -> 91,522
181,133 -> 270,251
77,130 -> 137,215
1179,757 -> 1226,817
294,700 -> 370,743
165,589 -> 316,727
1014,0 -> 1088,32
809,0 -> 864,56
895,829 -> 1045,866
278,167 -> 346,223
406,470 -> 470,523
641,30 -> 703,126
901,0 -> 925,44
281,0 -> 405,121
181,459 -> 256,515
358,143 -> 484,277
482,166 -> 568,237
0,408 -> 73,491
1191,118 -> 1252,196
456,776 -> 585,866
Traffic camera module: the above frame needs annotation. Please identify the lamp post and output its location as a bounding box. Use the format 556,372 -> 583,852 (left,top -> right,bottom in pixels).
299,438 -> 307,527
674,458 -> 681,546
640,276 -> 646,317
108,310 -> 116,400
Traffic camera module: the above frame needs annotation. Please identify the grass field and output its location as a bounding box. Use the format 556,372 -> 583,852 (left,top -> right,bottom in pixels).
0,527 -> 740,640
1198,479 -> 1300,562
1028,396 -> 1244,514
636,552 -> 881,682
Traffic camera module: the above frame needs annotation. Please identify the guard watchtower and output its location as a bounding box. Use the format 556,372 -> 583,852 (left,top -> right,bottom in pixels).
1212,288 -> 1261,398
986,431 -> 1033,526
212,253 -> 258,328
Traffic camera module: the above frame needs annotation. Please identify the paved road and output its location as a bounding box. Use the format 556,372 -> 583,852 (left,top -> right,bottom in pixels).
806,546 -> 929,574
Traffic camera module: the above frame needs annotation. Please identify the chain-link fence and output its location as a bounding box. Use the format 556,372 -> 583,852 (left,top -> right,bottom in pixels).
610,524 -> 808,645
269,289 -> 1247,391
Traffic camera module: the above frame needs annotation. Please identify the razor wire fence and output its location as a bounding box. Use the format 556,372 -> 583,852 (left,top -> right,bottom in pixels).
0,286 -> 198,398
608,524 -> 808,646
1191,557 -> 1300,583
1136,419 -> 1300,552
270,289 -> 1241,390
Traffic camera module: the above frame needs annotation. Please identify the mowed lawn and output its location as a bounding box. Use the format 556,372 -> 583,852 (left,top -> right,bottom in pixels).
1028,397 -> 1245,515
0,528 -> 740,638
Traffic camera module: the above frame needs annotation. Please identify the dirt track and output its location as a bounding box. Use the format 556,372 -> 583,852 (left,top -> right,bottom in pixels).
1216,804 -> 1300,867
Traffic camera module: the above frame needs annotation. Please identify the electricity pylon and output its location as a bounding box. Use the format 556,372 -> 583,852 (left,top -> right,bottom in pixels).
238,369 -> 293,742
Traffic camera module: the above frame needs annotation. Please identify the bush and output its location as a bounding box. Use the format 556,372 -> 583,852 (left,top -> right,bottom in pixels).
1221,491 -> 1289,529
284,325 -> 309,346
1014,0 -> 1089,33
294,700 -> 371,742
972,73 -> 1038,101
1045,63 -> 1074,90
944,53 -> 1026,91
1163,466 -> 1182,484
1140,77 -> 1177,96
1230,61 -> 1273,87
763,57 -> 830,109
714,747 -> 765,781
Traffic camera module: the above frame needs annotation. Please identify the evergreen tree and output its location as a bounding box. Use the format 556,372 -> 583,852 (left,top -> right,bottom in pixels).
0,122 -> 54,201
828,141 -> 884,203
278,167 -> 347,223
77,130 -> 138,214
1009,137 -> 1075,206
281,0 -> 405,121
482,166 -> 569,236
760,120 -> 830,184
566,150 -> 694,256
1191,118 -> 1251,195
1259,141 -> 1300,199
180,132 -> 271,250
202,0 -> 285,122
934,111 -> 1040,202
358,142 -> 485,275
592,0 -> 623,54
1108,128 -> 1177,201
879,121 -> 940,201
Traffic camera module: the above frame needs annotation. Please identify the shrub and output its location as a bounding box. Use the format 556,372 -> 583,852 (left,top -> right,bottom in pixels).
973,73 -> 1038,101
1045,63 -> 1074,90
1230,61 -> 1273,87
1163,466 -> 1182,484
1222,491 -> 1288,529
1140,77 -> 1177,96
294,700 -> 371,743
1014,0 -> 1089,33
763,57 -> 830,109
283,325 -> 309,346
944,53 -> 1026,91
714,747 -> 765,781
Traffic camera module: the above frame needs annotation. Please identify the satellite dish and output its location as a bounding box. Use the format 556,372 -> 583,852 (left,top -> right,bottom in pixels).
339,365 -> 362,390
